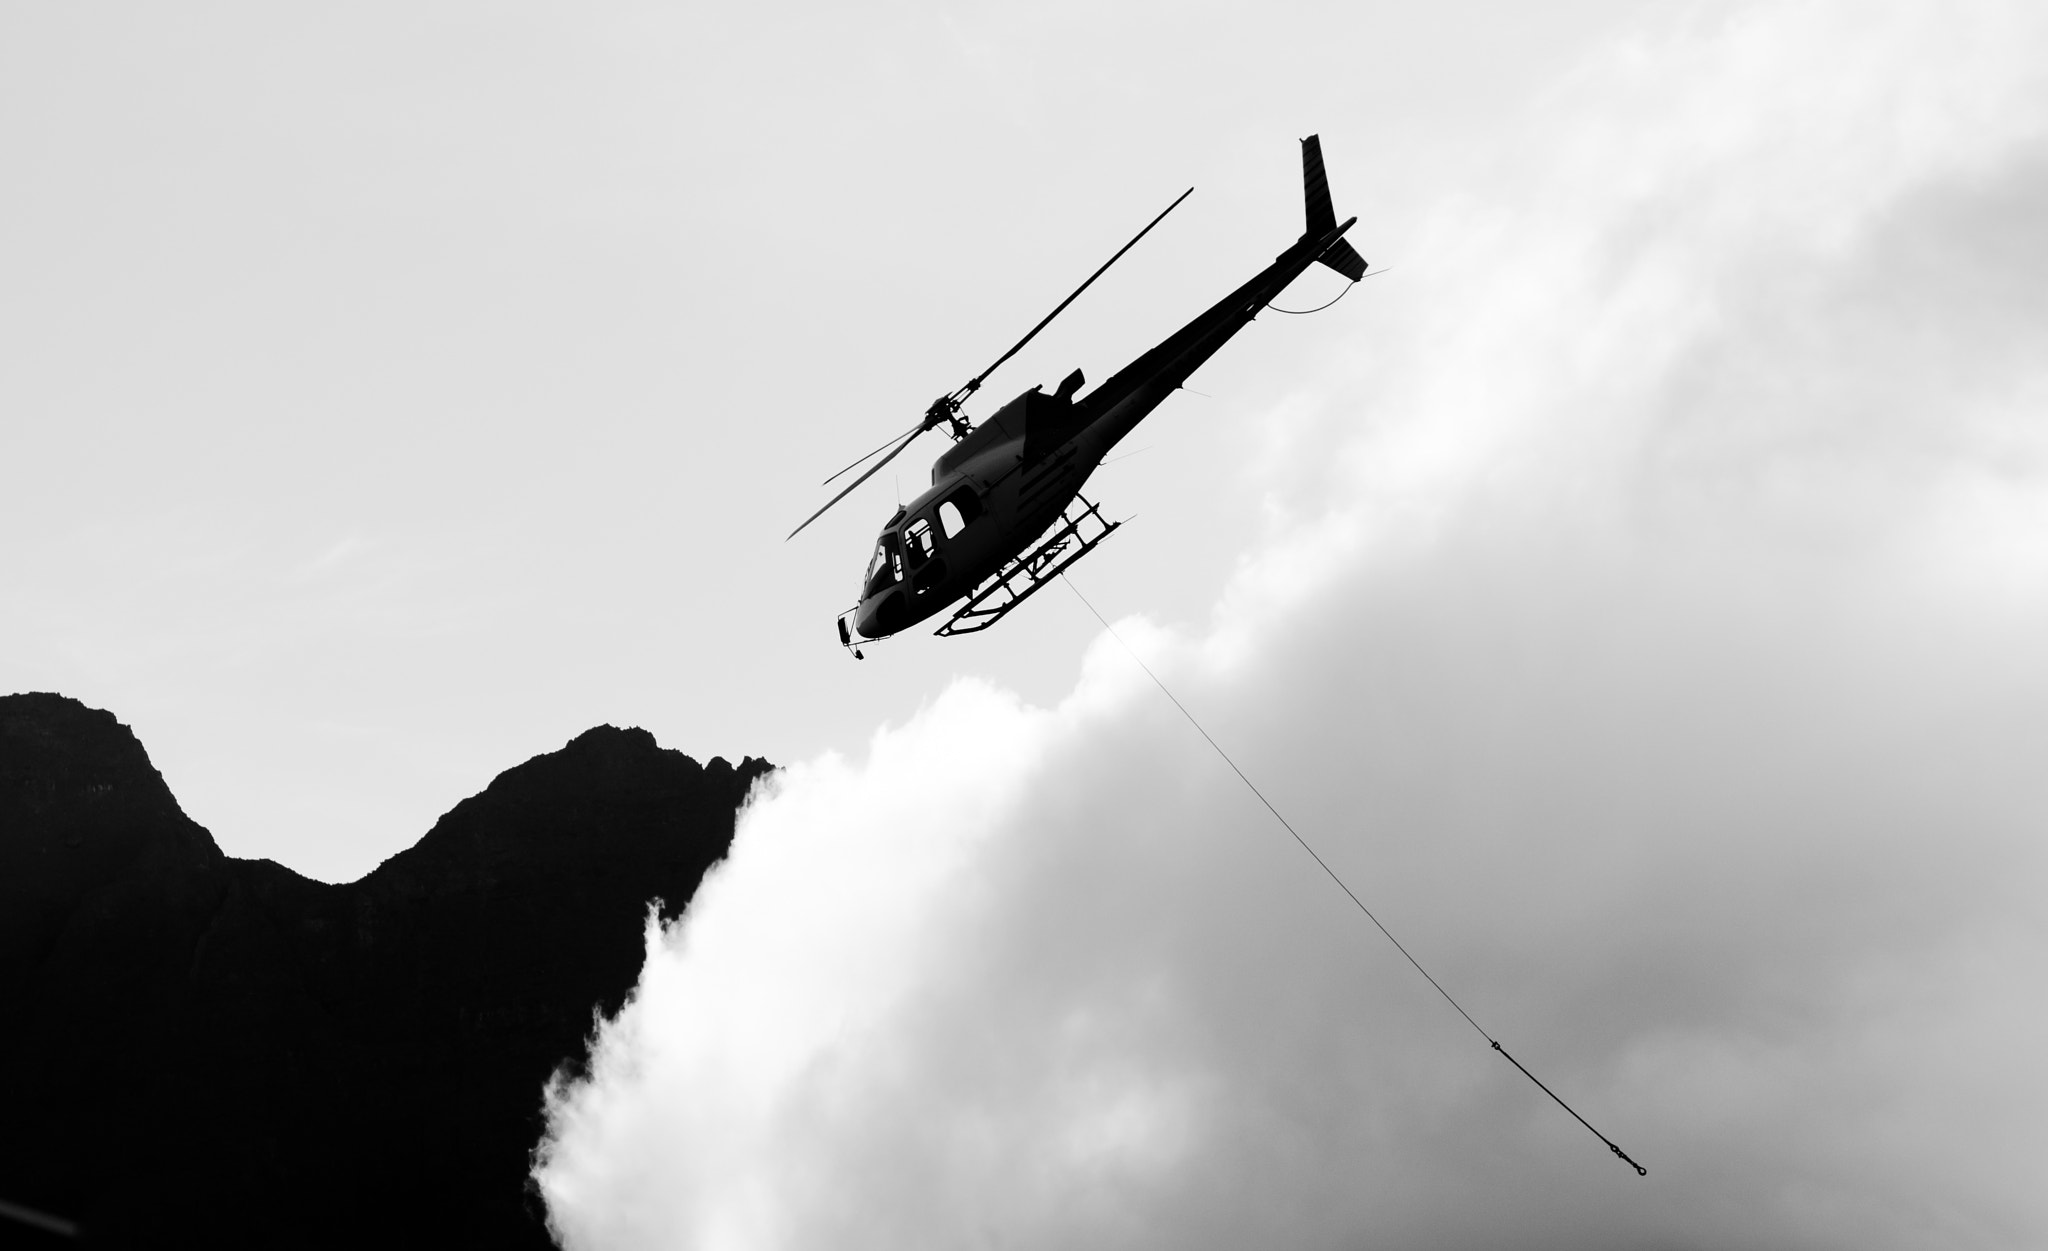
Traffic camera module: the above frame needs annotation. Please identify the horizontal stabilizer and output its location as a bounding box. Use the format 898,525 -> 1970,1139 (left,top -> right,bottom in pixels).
1318,237 -> 1367,281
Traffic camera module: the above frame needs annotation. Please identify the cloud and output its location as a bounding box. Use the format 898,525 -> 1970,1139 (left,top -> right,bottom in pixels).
535,3 -> 2048,1247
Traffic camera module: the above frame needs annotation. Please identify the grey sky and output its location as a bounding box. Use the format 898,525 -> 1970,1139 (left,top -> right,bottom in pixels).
4,0 -> 1644,881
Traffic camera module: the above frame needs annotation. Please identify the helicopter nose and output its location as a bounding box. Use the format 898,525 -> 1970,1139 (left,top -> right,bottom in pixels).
840,609 -> 875,650
850,590 -> 904,641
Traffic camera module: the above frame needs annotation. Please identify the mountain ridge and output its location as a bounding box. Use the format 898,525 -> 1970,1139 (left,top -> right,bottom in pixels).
0,692 -> 771,1249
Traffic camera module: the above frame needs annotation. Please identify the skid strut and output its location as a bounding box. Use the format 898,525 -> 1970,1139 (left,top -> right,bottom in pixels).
937,494 -> 1121,636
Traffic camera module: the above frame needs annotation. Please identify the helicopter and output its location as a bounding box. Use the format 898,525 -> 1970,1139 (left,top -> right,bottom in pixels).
791,135 -> 1367,657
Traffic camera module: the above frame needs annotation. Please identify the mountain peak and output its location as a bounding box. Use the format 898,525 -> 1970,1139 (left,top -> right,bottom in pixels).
365,723 -> 773,888
1,694 -> 223,984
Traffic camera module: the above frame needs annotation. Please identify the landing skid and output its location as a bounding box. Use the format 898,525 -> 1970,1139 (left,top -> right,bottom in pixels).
936,494 -> 1121,636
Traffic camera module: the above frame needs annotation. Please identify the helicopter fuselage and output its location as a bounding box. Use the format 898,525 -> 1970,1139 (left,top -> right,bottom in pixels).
849,210 -> 1358,641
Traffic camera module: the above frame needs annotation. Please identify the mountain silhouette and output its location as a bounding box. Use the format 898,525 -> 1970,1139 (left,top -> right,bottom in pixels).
0,692 -> 770,1249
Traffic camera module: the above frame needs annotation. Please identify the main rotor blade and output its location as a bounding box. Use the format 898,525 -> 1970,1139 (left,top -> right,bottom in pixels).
793,189 -> 1190,543
787,424 -> 925,541
956,185 -> 1193,401
821,419 -> 923,487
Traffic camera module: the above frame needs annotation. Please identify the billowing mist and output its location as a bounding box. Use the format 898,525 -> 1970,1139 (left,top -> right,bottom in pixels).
535,3 -> 2048,1247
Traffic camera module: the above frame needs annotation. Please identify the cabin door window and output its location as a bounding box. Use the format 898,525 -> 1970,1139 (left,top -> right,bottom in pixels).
937,485 -> 982,540
904,516 -> 938,568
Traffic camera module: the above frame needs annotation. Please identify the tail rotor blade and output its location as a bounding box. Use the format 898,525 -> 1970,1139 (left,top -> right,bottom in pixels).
788,425 -> 924,541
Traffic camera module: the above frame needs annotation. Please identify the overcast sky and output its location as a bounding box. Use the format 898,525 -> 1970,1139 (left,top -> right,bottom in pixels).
8,1 -> 2048,1247
2,0 -> 1657,881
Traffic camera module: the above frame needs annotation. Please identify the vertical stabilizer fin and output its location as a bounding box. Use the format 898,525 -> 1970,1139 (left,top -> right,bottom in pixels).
1302,134 -> 1337,236
1301,134 -> 1367,280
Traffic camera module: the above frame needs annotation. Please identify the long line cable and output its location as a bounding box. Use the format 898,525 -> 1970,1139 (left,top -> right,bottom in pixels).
1061,574 -> 1647,1178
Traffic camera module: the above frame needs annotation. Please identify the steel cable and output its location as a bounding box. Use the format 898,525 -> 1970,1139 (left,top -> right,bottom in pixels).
1061,573 -> 1646,1177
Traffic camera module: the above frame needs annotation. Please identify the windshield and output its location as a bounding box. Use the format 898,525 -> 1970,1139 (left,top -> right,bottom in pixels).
863,533 -> 901,598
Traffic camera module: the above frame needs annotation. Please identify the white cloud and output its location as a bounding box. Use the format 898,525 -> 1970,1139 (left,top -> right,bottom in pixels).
536,2 -> 2048,1247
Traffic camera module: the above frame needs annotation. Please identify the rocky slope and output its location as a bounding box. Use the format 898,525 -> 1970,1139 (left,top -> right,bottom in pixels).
0,693 -> 771,1249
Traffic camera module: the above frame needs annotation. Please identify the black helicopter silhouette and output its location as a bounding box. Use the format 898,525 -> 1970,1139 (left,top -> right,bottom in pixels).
792,135 -> 1366,656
